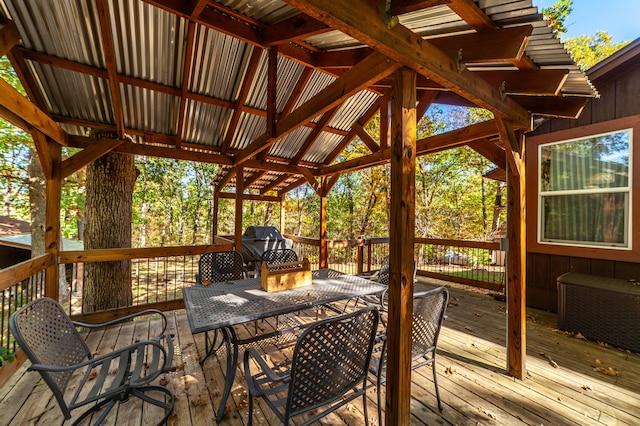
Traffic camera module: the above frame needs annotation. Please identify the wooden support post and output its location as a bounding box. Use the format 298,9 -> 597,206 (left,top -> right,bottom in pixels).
234,165 -> 244,251
279,195 -> 286,233
319,178 -> 329,269
386,67 -> 416,426
45,140 -> 62,300
506,133 -> 527,379
357,239 -> 364,274
212,186 -> 219,243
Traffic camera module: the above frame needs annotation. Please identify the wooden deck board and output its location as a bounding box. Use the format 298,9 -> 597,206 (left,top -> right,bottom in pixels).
1,279 -> 640,425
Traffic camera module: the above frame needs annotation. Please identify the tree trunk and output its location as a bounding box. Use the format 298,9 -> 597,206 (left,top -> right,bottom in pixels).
83,149 -> 138,312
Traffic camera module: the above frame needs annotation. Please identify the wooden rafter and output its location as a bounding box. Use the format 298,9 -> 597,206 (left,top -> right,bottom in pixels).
216,168 -> 236,191
222,46 -> 263,154
284,0 -> 531,128
233,51 -> 401,165
267,46 -> 278,139
0,19 -> 20,56
353,122 -> 380,153
320,119 -> 498,176
475,69 -> 569,97
261,13 -> 330,46
467,138 -> 506,170
388,0 -> 452,16
218,191 -> 279,202
60,139 -> 124,179
324,101 -> 381,165
0,78 -> 67,145
298,166 -> 320,194
96,0 -> 125,138
290,106 -> 340,164
260,174 -> 292,194
448,0 -> 495,30
281,67 -> 314,116
243,170 -> 267,190
278,176 -> 307,196
175,20 -> 197,148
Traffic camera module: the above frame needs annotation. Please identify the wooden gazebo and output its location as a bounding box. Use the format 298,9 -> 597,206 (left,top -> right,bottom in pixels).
0,0 -> 596,423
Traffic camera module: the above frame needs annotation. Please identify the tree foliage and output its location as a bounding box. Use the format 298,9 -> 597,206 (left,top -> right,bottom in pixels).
541,0 -> 631,70
542,0 -> 572,34
565,32 -> 630,70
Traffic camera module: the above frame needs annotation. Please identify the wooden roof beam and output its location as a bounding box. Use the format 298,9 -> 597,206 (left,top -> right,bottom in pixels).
285,0 -> 532,128
353,122 -> 380,153
319,119 -> 498,176
61,138 -> 124,179
290,106 -> 340,164
278,176 -> 307,196
448,0 -> 496,30
474,69 -> 569,97
467,138 -> 506,170
175,21 -> 197,148
0,19 -> 21,56
388,0 -> 452,16
298,166 -> 320,194
260,174 -> 292,194
261,13 -> 330,46
243,170 -> 268,189
216,169 -> 236,191
0,79 -> 68,145
324,101 -> 381,165
96,0 -> 125,138
218,191 -> 280,202
233,51 -> 401,165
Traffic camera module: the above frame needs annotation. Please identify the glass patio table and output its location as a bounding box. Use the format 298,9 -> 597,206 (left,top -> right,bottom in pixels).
182,268 -> 386,423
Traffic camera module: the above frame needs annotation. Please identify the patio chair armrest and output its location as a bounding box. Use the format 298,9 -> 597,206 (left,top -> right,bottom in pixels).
29,338 -> 171,377
244,347 -> 290,383
73,309 -> 168,335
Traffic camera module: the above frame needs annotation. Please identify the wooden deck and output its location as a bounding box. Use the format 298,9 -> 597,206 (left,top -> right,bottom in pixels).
1,278 -> 639,425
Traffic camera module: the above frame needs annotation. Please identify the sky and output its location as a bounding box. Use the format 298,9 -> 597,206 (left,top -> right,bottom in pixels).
532,0 -> 640,42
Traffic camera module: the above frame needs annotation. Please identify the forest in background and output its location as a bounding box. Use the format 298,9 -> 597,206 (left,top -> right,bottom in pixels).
0,0 -> 630,247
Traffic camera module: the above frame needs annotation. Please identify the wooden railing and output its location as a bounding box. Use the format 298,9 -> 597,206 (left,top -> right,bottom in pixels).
0,254 -> 53,387
0,234 -> 504,388
58,242 -> 234,324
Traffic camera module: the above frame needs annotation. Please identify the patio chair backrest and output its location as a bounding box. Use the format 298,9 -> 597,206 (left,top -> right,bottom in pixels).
378,255 -> 417,286
198,250 -> 247,284
9,298 -> 92,411
261,248 -> 298,268
411,287 -> 449,362
286,306 -> 379,420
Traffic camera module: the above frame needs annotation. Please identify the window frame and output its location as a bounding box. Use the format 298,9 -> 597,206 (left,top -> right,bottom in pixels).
537,128 -> 633,250
526,115 -> 640,262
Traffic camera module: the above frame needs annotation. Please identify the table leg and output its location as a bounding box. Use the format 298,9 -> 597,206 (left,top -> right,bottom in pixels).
199,329 -> 221,366
215,326 -> 239,423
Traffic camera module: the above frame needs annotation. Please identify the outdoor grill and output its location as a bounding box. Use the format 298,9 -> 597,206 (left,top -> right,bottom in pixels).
241,226 -> 293,267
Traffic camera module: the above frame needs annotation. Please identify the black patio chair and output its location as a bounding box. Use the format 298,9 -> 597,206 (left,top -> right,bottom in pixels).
349,256 -> 417,322
243,306 -> 379,425
195,250 -> 248,285
9,297 -> 175,426
369,286 -> 449,423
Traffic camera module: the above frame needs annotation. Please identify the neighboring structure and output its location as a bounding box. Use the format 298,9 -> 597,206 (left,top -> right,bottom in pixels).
0,216 -> 31,268
0,216 -> 84,269
526,38 -> 640,312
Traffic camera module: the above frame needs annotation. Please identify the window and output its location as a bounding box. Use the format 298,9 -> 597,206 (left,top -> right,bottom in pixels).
538,129 -> 632,249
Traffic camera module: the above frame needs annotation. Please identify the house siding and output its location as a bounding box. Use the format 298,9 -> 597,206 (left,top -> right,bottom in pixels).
526,41 -> 640,312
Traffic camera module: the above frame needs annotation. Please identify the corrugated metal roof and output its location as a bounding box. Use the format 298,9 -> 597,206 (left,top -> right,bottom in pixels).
0,0 -> 599,193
